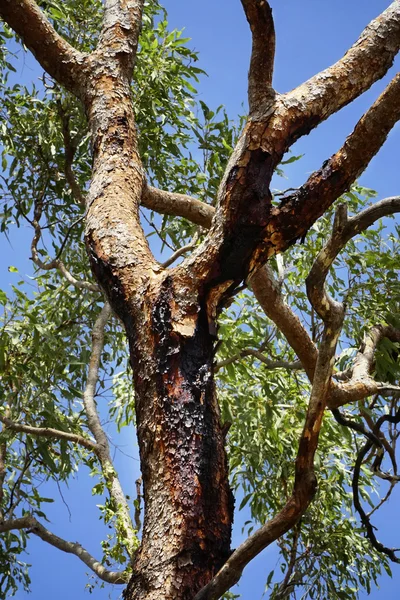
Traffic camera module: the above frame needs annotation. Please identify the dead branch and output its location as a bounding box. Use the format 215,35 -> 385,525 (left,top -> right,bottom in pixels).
0,515 -> 129,583
240,0 -> 275,113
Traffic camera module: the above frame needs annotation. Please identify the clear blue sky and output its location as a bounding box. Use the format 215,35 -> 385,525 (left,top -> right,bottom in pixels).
1,1 -> 399,599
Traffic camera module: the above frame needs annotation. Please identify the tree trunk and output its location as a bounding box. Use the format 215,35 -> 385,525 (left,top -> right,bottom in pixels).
93,266 -> 234,599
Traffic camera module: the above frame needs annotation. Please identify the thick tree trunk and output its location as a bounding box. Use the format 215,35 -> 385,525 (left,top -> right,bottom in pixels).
126,293 -> 233,598
91,262 -> 234,599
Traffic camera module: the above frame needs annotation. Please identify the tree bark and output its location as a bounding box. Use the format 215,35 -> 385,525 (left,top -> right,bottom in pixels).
123,277 -> 234,599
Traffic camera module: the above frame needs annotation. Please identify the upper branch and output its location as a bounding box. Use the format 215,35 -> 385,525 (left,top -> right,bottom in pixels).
0,0 -> 86,95
241,0 -> 276,113
268,74 -> 400,255
282,0 -> 400,142
97,0 -> 144,74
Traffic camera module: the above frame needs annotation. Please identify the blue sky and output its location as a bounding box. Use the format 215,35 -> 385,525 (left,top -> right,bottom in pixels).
1,1 -> 400,599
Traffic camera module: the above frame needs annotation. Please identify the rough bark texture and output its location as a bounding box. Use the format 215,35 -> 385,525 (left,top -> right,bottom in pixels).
1,0 -> 400,599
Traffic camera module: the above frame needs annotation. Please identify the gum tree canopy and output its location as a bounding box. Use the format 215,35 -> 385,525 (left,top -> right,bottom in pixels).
0,1 -> 400,599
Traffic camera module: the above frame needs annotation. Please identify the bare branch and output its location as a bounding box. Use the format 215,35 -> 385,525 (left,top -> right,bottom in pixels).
82,302 -> 137,557
0,0 -> 86,94
0,416 -> 97,453
0,516 -> 129,583
141,185 -> 214,229
283,1 -> 400,142
250,265 -> 318,381
240,0 -> 276,113
267,75 -> 400,255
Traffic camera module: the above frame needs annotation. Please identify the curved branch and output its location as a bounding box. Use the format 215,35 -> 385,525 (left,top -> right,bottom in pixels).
329,324 -> 400,409
283,0 -> 400,143
352,411 -> 400,563
250,265 -> 318,381
0,0 -> 87,95
240,0 -> 276,113
0,516 -> 129,584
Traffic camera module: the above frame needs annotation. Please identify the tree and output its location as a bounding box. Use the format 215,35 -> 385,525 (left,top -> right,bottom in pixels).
0,0 -> 399,598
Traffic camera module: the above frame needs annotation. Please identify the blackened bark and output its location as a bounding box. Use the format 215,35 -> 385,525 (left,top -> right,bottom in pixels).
91,265 -> 234,600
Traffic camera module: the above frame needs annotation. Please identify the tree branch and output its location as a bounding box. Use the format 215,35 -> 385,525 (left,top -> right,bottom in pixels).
0,0 -> 86,95
282,0 -> 400,143
141,185 -> 214,229
250,265 -> 318,381
240,0 -> 276,113
0,516 -> 129,583
97,0 -> 144,75
267,74 -> 400,255
161,232 -> 199,268
0,416 -> 97,453
57,99 -> 85,206
30,194 -> 99,292
82,302 -> 137,558
330,324 -> 400,408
